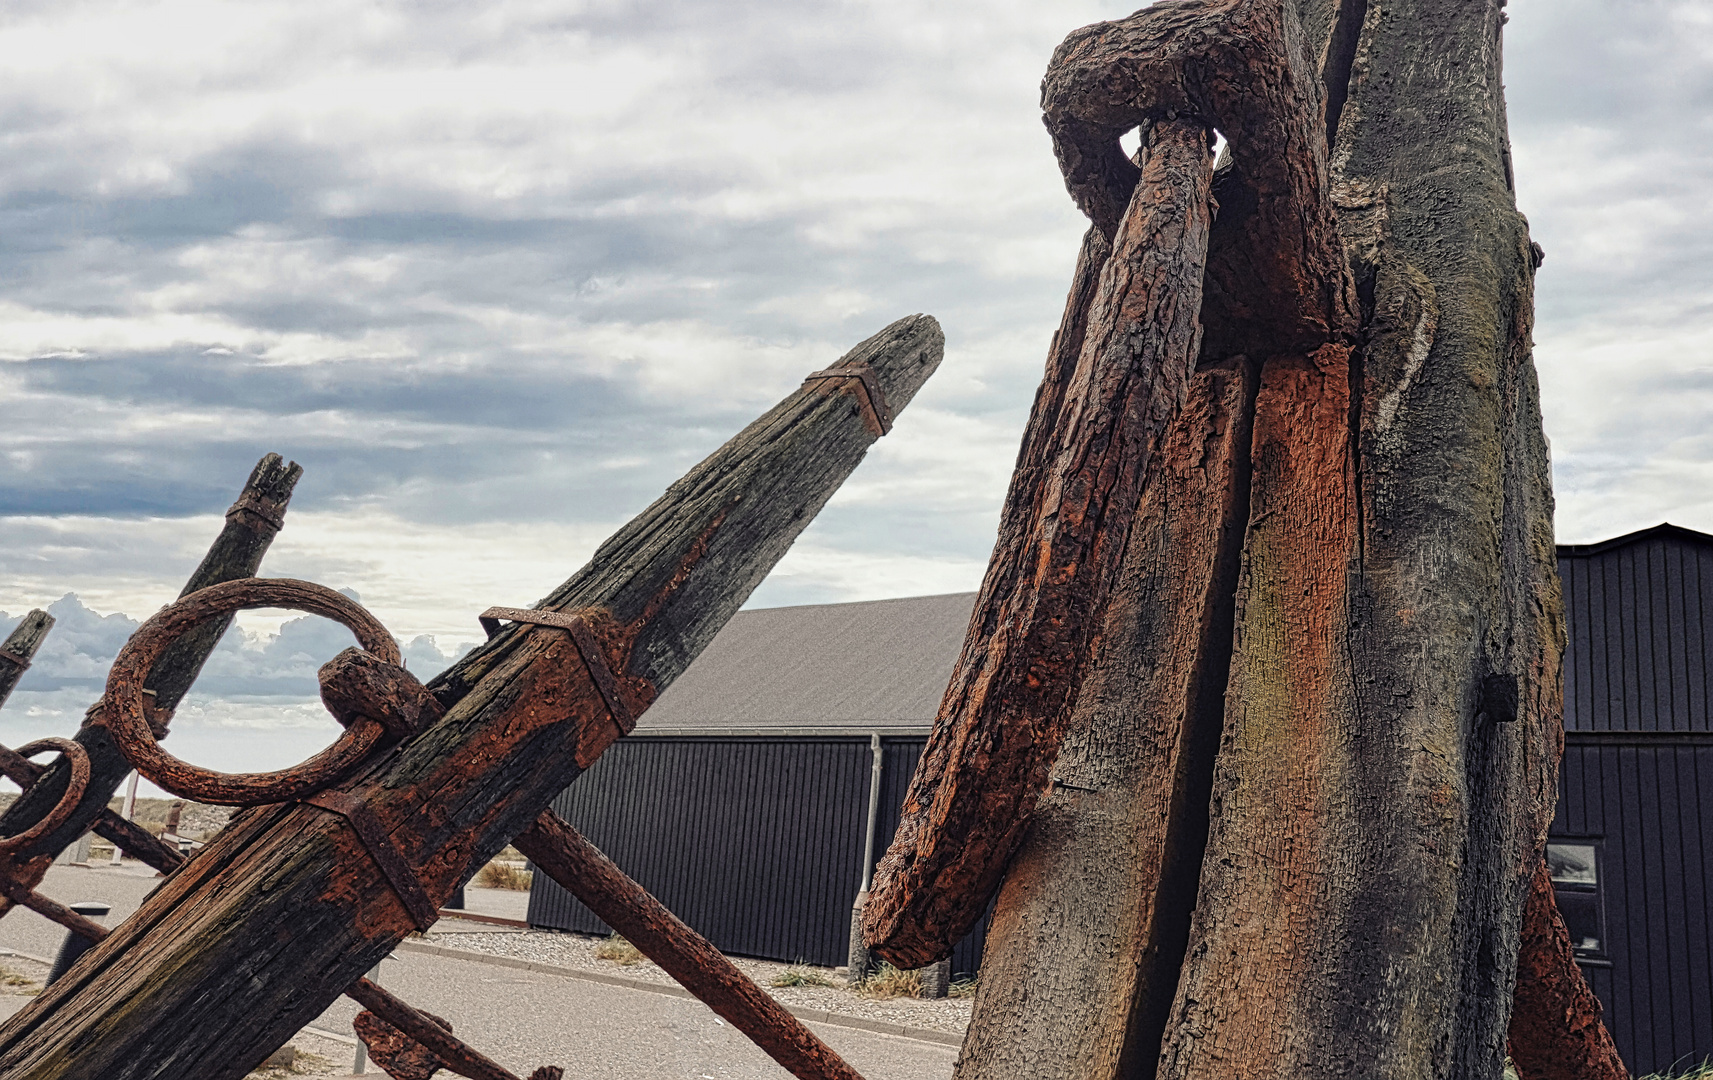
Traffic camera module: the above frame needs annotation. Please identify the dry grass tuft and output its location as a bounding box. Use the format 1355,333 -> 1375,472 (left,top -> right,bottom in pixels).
770,966 -> 837,989
476,861 -> 533,891
948,976 -> 979,998
853,963 -> 922,1000
1641,1062 -> 1713,1080
243,1045 -> 332,1078
595,934 -> 646,966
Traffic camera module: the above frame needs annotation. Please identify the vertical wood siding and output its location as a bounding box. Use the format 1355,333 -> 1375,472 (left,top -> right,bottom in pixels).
1560,531 -> 1713,733
1550,744 -> 1713,1076
528,736 -> 989,973
1556,528 -> 1713,1074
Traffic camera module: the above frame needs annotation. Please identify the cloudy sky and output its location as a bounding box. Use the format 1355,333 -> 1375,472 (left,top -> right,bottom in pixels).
1,0 -> 1709,784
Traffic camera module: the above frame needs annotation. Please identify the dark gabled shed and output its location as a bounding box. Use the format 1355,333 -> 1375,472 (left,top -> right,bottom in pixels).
526,591 -> 988,974
1550,523 -> 1713,1075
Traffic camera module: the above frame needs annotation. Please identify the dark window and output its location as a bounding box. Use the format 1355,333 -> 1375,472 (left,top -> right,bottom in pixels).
1546,840 -> 1607,960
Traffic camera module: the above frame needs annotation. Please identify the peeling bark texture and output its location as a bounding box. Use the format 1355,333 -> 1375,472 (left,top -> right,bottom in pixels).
879,0 -> 1598,1077
0,453 -> 301,916
1507,858 -> 1627,1080
1156,0 -> 1572,1075
952,357 -> 1256,1079
0,316 -> 941,1080
865,123 -> 1218,969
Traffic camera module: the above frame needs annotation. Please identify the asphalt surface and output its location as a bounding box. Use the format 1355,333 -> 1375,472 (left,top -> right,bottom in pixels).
315,948 -> 957,1079
3,865 -> 959,1080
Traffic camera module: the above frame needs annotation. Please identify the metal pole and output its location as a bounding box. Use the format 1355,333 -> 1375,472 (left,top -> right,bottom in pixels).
46,903 -> 111,986
847,733 -> 885,977
110,771 -> 139,865
352,962 -> 380,1074
859,733 -> 884,894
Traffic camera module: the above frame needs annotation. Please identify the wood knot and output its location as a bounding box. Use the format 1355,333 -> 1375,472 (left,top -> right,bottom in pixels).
319,649 -> 445,741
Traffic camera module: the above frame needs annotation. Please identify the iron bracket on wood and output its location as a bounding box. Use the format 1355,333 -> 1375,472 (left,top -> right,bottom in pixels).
0,647 -> 30,672
478,607 -> 636,734
802,363 -> 893,436
225,489 -> 287,535
302,790 -> 440,931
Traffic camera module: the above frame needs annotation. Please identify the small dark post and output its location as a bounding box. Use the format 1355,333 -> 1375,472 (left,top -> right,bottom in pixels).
920,959 -> 951,999
45,902 -> 111,986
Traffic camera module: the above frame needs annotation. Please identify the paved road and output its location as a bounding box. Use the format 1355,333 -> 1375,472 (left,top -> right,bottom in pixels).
315,949 -> 956,1080
2,866 -> 958,1080
0,863 -> 160,962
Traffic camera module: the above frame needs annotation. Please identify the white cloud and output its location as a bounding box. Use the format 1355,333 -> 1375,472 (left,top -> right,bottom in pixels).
0,0 -> 1707,769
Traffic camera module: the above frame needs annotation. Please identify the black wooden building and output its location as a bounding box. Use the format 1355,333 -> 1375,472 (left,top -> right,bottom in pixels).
1549,523 -> 1713,1074
526,591 -> 990,974
529,525 -> 1713,1069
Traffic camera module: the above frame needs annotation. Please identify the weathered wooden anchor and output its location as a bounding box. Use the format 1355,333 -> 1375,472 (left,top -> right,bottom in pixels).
0,314 -> 942,1080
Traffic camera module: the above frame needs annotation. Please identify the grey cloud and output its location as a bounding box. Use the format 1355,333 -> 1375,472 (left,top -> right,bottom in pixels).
0,592 -> 471,700
3,0 -> 1704,643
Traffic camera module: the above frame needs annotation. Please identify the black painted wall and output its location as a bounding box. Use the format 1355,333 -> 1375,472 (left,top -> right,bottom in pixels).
527,735 -> 989,975
1554,525 -> 1713,1075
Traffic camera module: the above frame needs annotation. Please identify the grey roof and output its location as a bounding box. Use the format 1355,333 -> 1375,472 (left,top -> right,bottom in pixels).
634,592 -> 978,736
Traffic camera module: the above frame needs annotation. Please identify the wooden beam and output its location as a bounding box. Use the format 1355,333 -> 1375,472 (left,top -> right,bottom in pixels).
0,611 -> 53,711
0,315 -> 942,1080
865,119 -> 1238,969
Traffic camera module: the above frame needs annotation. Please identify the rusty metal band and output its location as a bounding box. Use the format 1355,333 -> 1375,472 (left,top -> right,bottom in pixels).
802,363 -> 893,435
478,607 -> 636,734
225,491 -> 286,533
0,646 -> 30,671
303,791 -> 439,931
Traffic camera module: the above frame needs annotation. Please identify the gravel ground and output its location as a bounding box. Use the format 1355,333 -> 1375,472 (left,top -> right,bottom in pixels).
425,929 -> 975,1036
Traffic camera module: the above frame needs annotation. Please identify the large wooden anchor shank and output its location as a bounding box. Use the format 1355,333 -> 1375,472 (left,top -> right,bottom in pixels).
0,314 -> 942,1080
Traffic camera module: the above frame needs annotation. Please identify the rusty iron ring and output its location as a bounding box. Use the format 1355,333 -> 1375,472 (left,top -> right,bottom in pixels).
0,738 -> 91,856
101,578 -> 401,806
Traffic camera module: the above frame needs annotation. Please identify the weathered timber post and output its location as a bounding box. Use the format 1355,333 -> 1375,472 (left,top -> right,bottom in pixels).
0,452 -> 302,892
0,315 -> 941,1080
868,3 -> 1614,1078
0,611 -> 54,710
864,0 -> 1354,971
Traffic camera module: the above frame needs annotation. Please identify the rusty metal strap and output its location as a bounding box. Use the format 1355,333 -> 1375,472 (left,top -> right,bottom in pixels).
302,791 -> 439,931
225,490 -> 286,533
802,363 -> 893,435
0,646 -> 30,671
477,607 -> 636,734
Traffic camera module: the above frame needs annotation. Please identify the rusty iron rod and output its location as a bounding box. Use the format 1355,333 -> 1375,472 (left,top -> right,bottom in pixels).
515,810 -> 867,1080
346,977 -> 527,1080
0,875 -> 110,943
